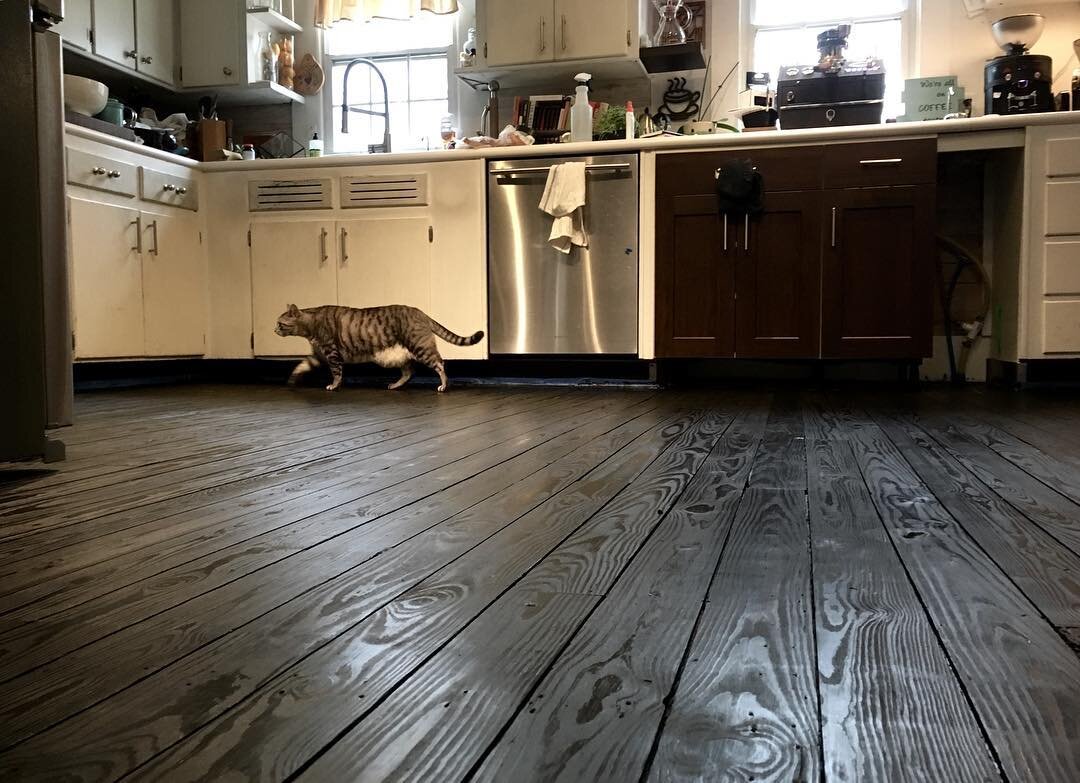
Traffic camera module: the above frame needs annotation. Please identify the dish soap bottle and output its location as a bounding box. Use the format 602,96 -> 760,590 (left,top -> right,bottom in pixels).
570,73 -> 593,143
307,131 -> 323,157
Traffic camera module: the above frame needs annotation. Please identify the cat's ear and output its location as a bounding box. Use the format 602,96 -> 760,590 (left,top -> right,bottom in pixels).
287,303 -> 300,316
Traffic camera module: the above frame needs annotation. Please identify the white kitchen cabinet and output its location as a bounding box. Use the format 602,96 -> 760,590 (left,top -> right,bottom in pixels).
337,217 -> 432,311
134,0 -> 176,84
250,221 -> 338,356
93,0 -> 138,71
53,0 -> 93,52
179,0 -> 242,87
481,0 -> 634,67
141,209 -> 206,356
555,0 -> 631,60
68,197 -> 145,359
484,0 -> 554,67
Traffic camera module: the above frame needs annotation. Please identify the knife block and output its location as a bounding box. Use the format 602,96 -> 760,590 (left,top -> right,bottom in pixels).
194,119 -> 227,162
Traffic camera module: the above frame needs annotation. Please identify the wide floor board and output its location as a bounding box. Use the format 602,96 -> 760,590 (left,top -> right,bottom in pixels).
1,384 -> 1079,782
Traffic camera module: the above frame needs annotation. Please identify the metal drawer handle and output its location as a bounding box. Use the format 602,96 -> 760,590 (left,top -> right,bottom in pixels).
320,227 -> 328,264
148,219 -> 159,256
561,14 -> 567,51
723,214 -> 728,252
744,214 -> 750,253
539,17 -> 545,53
859,158 -> 903,166
131,216 -> 142,253
340,227 -> 348,266
831,206 -> 837,247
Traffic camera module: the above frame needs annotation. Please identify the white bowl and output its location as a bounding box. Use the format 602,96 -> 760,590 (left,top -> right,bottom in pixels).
63,75 -> 109,116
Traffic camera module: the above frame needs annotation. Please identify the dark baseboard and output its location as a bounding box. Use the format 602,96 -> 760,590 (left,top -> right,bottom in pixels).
987,358 -> 1080,389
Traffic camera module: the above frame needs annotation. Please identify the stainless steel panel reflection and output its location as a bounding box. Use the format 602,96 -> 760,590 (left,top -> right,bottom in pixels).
487,154 -> 638,354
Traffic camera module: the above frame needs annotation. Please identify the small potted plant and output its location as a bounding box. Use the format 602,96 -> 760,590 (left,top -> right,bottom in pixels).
592,105 -> 626,141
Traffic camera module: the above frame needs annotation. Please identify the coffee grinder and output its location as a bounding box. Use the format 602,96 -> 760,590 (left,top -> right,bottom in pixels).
985,13 -> 1054,115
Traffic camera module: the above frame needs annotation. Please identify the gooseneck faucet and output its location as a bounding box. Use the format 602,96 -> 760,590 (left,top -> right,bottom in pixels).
341,58 -> 392,154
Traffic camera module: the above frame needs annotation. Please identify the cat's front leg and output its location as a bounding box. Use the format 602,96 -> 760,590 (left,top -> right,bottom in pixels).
287,355 -> 320,385
324,349 -> 344,391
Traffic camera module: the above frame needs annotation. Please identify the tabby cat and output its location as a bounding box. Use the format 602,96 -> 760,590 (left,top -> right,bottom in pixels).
274,303 -> 483,392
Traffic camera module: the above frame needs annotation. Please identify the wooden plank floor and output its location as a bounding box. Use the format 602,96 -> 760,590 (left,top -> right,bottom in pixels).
1,384 -> 1080,782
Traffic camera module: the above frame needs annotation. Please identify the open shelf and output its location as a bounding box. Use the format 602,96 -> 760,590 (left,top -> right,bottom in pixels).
455,57 -> 647,90
639,42 -> 707,74
246,7 -> 303,34
201,80 -> 306,107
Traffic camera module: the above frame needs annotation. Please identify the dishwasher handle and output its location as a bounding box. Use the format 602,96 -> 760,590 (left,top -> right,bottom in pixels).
493,162 -> 632,177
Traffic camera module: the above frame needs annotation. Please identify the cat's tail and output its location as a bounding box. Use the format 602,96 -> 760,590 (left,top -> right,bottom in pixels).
428,317 -> 485,346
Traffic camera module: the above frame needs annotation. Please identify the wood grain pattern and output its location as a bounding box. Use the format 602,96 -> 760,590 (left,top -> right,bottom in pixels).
807,436 -> 996,782
851,426 -> 1080,782
647,488 -> 819,783
0,409 -> 695,780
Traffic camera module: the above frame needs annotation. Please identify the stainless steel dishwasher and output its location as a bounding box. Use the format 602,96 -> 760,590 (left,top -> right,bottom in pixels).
487,154 -> 638,355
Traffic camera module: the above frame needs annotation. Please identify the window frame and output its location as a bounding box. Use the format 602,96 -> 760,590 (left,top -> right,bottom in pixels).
741,0 -> 915,109
323,45 -> 457,154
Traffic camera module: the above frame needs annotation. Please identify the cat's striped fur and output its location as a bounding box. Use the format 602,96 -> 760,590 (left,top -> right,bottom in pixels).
275,304 -> 483,392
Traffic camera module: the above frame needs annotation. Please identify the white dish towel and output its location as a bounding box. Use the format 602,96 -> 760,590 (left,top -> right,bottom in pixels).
538,162 -> 588,254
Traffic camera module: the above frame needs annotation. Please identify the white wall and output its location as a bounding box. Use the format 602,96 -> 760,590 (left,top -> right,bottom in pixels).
919,1 -> 1080,114
291,0 -> 326,143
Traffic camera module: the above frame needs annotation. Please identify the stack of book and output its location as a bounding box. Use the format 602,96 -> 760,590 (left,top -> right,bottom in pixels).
510,95 -> 614,142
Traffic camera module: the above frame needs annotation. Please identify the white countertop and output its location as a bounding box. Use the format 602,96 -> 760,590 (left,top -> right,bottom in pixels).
68,111 -> 1080,173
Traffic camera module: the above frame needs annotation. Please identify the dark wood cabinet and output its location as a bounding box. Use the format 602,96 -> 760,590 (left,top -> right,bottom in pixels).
654,140 -> 936,361
821,185 -> 935,359
655,195 -> 735,357
736,190 -> 822,358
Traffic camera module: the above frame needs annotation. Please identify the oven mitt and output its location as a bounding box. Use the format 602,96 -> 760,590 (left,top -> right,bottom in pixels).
714,159 -> 764,216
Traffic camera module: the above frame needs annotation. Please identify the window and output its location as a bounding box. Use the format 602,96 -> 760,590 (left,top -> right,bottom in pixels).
749,0 -> 909,120
325,14 -> 454,153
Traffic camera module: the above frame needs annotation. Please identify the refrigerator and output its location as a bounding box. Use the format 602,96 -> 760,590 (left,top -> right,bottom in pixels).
1,0 -> 73,462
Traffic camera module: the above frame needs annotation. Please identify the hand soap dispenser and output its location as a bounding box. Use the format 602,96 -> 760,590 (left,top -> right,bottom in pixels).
571,73 -> 593,143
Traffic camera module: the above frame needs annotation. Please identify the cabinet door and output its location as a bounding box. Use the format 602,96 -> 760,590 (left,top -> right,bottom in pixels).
250,221 -> 337,356
53,0 -> 93,51
135,0 -> 176,84
555,0 -> 629,60
141,210 -> 205,356
68,197 -> 145,358
736,191 -> 822,358
179,0 -> 241,86
484,0 -> 554,67
821,186 -> 935,359
336,217 -> 431,311
655,195 -> 735,358
93,0 -> 137,70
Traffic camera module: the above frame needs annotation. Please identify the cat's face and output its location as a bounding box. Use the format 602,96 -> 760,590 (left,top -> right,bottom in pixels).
275,304 -> 305,337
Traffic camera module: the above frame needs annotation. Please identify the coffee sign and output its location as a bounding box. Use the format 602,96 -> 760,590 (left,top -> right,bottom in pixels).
899,76 -> 966,122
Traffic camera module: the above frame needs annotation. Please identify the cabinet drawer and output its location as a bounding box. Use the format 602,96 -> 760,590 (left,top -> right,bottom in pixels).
1042,300 -> 1080,353
822,139 -> 937,188
140,167 -> 198,211
656,146 -> 824,197
66,148 -> 138,197
1045,137 -> 1080,177
1044,241 -> 1080,295
1045,181 -> 1080,236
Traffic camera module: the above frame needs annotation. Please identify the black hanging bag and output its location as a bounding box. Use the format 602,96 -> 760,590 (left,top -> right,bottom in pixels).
714,159 -> 764,217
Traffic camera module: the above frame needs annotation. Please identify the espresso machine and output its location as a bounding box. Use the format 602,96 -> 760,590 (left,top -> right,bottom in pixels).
776,25 -> 886,129
984,14 -> 1054,115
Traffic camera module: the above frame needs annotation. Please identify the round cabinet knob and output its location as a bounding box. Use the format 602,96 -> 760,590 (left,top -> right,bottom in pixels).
140,55 -> 153,64
223,66 -> 233,76
107,170 -> 121,178
162,183 -> 176,192
176,187 -> 188,195
124,49 -> 138,60
91,166 -> 107,175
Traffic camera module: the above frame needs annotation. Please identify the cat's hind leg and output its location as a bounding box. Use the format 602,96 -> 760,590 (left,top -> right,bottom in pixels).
287,355 -> 321,386
388,361 -> 414,390
412,338 -> 449,392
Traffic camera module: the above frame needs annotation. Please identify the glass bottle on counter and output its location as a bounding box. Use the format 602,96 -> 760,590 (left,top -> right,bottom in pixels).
260,32 -> 278,82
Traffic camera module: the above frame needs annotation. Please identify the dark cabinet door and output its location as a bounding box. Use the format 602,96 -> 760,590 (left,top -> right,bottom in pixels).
821,185 -> 935,359
736,190 -> 822,358
655,194 -> 736,358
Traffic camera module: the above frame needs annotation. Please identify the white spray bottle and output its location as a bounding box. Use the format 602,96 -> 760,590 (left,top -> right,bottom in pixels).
570,72 -> 593,143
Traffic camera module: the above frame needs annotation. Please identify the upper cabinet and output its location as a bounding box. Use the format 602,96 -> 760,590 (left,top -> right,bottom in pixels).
474,0 -> 640,80
93,0 -> 138,69
58,0 -> 177,86
134,0 -> 177,84
179,0 -> 242,87
53,0 -> 93,52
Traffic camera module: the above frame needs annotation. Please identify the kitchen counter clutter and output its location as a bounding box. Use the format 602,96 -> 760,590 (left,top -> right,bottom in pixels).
63,112 -> 1080,376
